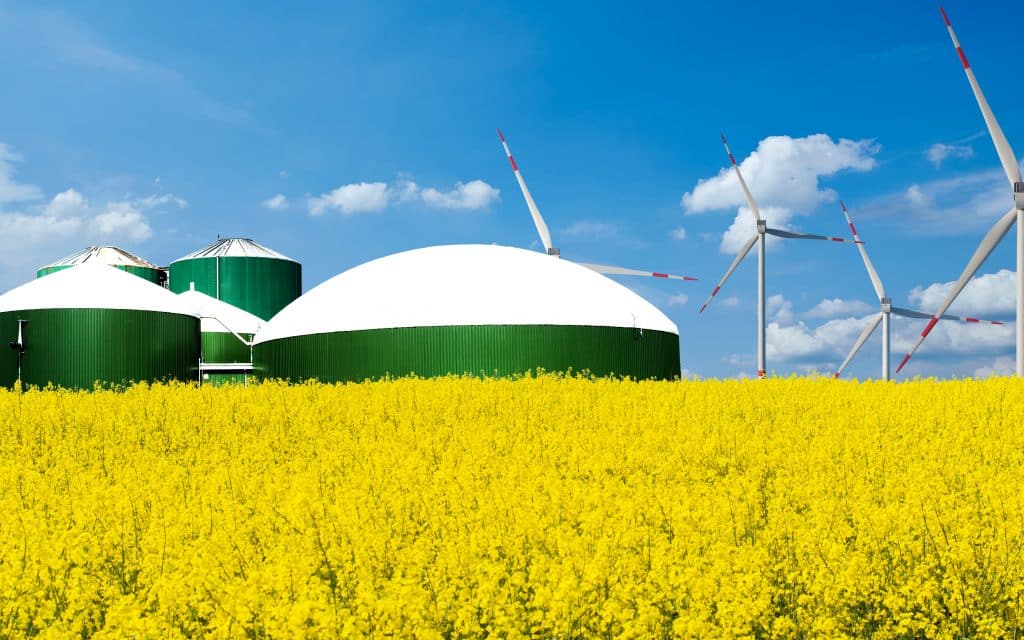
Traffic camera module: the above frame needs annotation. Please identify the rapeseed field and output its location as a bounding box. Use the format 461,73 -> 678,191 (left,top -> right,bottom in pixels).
0,376 -> 1021,638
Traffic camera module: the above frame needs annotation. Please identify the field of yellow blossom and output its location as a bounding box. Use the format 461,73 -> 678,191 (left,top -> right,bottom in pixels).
0,376 -> 1022,638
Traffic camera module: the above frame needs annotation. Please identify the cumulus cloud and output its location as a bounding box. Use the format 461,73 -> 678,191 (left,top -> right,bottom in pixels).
43,188 -> 89,218
308,178 -> 499,215
666,293 -> 689,307
805,297 -> 874,319
421,180 -> 500,210
561,221 -> 617,241
974,356 -> 1014,378
134,193 -> 187,209
0,144 -> 43,203
681,134 -> 879,253
262,194 -> 288,210
926,143 -> 974,168
767,294 -> 796,326
92,202 -> 152,242
721,296 -> 740,308
670,227 -> 687,240
908,269 -> 1015,317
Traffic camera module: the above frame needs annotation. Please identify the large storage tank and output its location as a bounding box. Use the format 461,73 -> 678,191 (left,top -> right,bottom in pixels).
169,238 -> 301,320
253,244 -> 680,382
37,246 -> 165,285
0,263 -> 200,389
178,287 -> 263,385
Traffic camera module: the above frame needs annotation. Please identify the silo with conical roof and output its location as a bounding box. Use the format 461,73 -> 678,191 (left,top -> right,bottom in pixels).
169,238 -> 301,320
0,263 -> 200,389
37,246 -> 165,285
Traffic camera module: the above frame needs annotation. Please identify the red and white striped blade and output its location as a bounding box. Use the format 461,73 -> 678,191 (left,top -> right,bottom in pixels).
840,200 -> 885,300
834,313 -> 882,379
940,7 -> 1022,186
764,227 -> 861,243
699,233 -> 758,313
497,129 -> 555,253
721,133 -> 763,223
891,306 -> 1005,326
576,262 -> 698,282
896,207 -> 1018,374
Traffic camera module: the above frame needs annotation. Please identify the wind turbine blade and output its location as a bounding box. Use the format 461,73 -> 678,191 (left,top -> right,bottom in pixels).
497,129 -> 554,253
839,200 -> 885,300
940,7 -> 1022,185
721,133 -> 762,223
699,233 -> 758,313
891,306 -> 1005,325
834,314 -> 882,379
765,228 -> 861,243
576,262 -> 698,282
896,207 -> 1018,374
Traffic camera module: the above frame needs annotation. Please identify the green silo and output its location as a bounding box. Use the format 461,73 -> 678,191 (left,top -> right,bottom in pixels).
178,287 -> 263,385
1,263 -> 200,390
169,238 -> 301,320
37,246 -> 166,285
253,245 -> 681,382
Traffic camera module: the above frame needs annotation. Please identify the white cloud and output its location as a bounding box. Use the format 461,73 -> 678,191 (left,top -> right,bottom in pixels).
0,143 -> 43,203
421,180 -> 499,210
681,134 -> 879,253
767,294 -> 795,325
43,188 -> 89,218
309,182 -> 390,216
805,298 -> 874,319
670,227 -> 687,240
721,296 -> 740,308
92,202 -> 152,242
561,221 -> 617,241
308,178 -> 499,215
134,193 -> 187,209
974,356 -> 1014,378
666,293 -> 689,307
908,269 -> 1015,317
904,184 -> 931,208
262,194 -> 288,210
926,143 -> 974,168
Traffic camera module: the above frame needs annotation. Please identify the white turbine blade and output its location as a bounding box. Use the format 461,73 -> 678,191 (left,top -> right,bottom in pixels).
892,306 -> 1006,326
765,228 -> 860,243
839,200 -> 885,300
897,207 -> 1018,374
834,314 -> 882,379
497,129 -> 554,252
699,233 -> 758,314
721,133 -> 762,223
940,7 -> 1022,186
576,262 -> 698,282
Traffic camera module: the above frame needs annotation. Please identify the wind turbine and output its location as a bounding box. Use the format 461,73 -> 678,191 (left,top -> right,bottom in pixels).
497,129 -> 699,283
700,134 -> 862,378
897,7 -> 1024,376
834,201 -> 1004,380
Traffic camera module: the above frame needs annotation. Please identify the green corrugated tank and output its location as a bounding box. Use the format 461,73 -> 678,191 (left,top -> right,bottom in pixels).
169,238 -> 301,320
0,263 -> 200,389
253,244 -> 681,382
178,288 -> 263,385
36,246 -> 166,285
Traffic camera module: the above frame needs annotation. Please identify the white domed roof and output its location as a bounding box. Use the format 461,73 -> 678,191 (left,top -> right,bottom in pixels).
40,246 -> 160,270
0,262 -> 194,315
254,244 -> 678,344
174,238 -> 296,262
178,289 -> 263,334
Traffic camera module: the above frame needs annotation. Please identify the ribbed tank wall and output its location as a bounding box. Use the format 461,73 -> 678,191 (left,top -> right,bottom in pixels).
170,257 -> 301,320
36,265 -> 163,284
201,332 -> 253,364
0,309 -> 200,389
254,325 -> 680,382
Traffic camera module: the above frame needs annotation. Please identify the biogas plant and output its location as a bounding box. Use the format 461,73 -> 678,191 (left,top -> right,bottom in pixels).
0,239 -> 684,389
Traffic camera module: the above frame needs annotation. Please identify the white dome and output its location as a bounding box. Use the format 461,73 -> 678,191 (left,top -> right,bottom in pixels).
178,289 -> 264,334
0,262 -> 194,315
254,244 -> 678,344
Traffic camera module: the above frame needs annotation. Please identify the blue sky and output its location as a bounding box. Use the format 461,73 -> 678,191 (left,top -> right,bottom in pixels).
0,0 -> 1020,379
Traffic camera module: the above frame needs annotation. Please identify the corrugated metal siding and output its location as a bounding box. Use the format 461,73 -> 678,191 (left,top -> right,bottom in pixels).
254,325 -> 680,382
36,265 -> 163,284
201,372 -> 251,386
0,309 -> 200,389
201,332 -> 253,364
169,257 -> 301,320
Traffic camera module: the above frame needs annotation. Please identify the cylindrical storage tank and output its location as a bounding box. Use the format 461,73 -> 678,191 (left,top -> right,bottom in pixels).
178,288 -> 263,385
169,238 -> 301,320
253,244 -> 680,382
37,246 -> 165,285
0,263 -> 200,389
